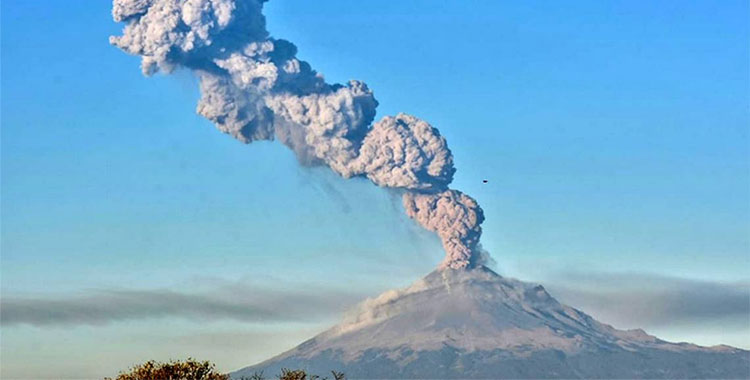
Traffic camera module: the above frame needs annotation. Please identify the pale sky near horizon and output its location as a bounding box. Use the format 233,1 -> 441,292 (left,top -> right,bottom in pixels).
2,0 -> 749,378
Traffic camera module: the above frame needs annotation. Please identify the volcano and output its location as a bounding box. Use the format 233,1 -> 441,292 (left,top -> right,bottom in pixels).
233,267 -> 748,379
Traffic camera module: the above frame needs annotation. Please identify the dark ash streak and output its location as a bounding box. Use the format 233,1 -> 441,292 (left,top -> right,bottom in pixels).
1,285 -> 365,327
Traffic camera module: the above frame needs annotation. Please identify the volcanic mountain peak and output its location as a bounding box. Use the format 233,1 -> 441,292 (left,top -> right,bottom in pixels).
290,267 -> 693,356
235,266 -> 749,379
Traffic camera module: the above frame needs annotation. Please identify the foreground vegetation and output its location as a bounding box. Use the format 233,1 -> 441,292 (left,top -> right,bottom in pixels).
105,358 -> 344,380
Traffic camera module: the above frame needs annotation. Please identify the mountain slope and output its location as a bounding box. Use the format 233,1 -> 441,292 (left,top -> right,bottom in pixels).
233,267 -> 749,379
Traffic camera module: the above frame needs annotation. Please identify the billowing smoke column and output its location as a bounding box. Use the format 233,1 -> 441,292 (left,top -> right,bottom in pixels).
111,0 -> 486,269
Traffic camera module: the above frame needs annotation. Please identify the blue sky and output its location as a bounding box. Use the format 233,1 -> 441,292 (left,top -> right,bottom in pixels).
2,0 -> 748,378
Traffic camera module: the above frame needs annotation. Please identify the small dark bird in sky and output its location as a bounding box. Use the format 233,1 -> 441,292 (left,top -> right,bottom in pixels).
482,179 -> 488,183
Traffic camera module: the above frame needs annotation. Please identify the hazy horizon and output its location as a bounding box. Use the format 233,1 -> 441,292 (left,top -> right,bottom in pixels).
2,0 -> 748,378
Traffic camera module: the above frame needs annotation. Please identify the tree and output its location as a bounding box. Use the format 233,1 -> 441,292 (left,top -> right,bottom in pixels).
105,358 -> 228,380
275,368 -> 345,380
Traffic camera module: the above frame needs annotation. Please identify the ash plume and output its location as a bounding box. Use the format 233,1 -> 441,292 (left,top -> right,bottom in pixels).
403,190 -> 485,269
111,0 -> 487,269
